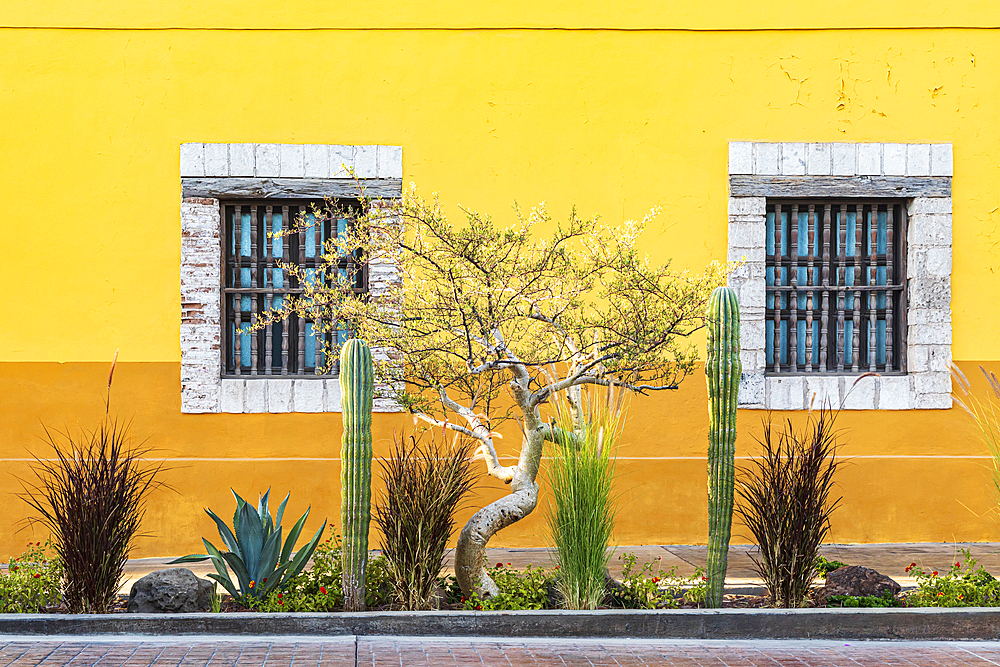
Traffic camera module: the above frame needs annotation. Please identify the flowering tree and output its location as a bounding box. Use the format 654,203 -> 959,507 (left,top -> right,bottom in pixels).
264,186 -> 725,597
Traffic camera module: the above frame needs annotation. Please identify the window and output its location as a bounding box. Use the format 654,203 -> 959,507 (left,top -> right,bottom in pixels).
765,199 -> 907,375
179,142 -> 402,413
222,199 -> 364,378
728,142 -> 953,410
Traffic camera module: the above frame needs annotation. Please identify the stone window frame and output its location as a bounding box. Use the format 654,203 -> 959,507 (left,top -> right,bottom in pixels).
728,142 -> 953,410
179,142 -> 403,414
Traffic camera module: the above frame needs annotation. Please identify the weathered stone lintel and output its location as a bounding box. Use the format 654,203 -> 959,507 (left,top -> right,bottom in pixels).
729,175 -> 951,198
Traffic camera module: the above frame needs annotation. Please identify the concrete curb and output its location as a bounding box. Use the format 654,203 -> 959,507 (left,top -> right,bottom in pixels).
1,609 -> 999,640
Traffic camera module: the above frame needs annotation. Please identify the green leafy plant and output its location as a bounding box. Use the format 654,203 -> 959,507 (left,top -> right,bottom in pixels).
375,433 -> 477,610
170,489 -> 326,606
609,552 -> 688,609
735,406 -> 842,608
546,384 -> 623,610
827,592 -> 902,608
462,563 -> 550,610
815,556 -> 847,576
20,353 -> 167,613
0,540 -> 63,613
905,549 -> 1000,607
252,536 -> 391,612
705,286 -> 741,608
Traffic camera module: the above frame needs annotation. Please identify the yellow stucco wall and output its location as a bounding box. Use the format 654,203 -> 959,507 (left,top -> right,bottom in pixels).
2,3 -> 1000,558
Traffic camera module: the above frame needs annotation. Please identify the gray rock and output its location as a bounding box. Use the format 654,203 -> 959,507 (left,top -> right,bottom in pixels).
820,565 -> 901,601
127,568 -> 214,613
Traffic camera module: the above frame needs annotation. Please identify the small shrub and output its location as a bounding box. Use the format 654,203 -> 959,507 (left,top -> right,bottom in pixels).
374,434 -> 477,610
816,556 -> 847,576
253,537 -> 392,612
827,592 -> 902,608
171,489 -> 326,606
735,405 -> 842,608
905,549 -> 1000,607
0,541 -> 63,613
607,553 -> 705,609
20,359 -> 167,613
546,385 -> 623,610
463,563 -> 550,610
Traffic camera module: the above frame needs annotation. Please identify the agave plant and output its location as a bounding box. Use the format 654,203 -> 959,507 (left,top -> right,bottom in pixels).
171,490 -> 326,605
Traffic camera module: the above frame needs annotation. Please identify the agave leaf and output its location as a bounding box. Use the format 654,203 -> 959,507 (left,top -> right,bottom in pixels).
283,520 -> 327,582
167,553 -> 210,564
205,507 -> 241,557
237,500 -> 265,580
256,526 -> 283,585
232,490 -> 249,533
221,550 -> 252,598
280,506 -> 311,564
259,489 -> 273,538
206,572 -> 239,601
275,493 -> 290,534
201,539 -> 237,597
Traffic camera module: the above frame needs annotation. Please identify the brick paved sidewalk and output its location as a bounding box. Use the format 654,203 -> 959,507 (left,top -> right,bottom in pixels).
4,636 -> 1000,666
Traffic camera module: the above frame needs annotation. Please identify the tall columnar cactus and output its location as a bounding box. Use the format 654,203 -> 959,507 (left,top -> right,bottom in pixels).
340,338 -> 374,612
705,286 -> 741,608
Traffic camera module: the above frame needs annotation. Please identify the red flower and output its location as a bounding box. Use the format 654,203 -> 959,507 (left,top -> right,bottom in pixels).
932,571 -> 938,577
33,573 -> 40,578
495,562 -> 503,568
910,562 -> 916,567
262,578 -> 267,583
476,605 -> 482,610
507,563 -> 511,566
277,593 -> 283,599
11,567 -> 17,573
279,600 -> 283,605
461,597 -> 466,602
955,562 -> 961,568
652,577 -> 660,583
905,566 -> 912,573
938,592 -> 944,597
702,576 -> 708,581
320,586 -> 327,595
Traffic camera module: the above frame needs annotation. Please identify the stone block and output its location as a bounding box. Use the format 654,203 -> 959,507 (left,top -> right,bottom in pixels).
738,371 -> 765,406
806,376 -> 840,410
279,144 -> 305,177
857,143 -> 882,176
377,145 -> 403,178
767,376 -> 805,410
912,246 -> 952,277
738,281 -> 766,309
807,143 -> 832,175
780,142 -> 806,175
741,317 -> 766,353
913,371 -> 951,396
909,197 -> 952,215
907,308 -> 951,326
245,380 -> 267,412
293,379 -> 324,412
229,143 -> 255,176
909,322 -> 952,346
877,376 -> 912,410
355,145 -> 378,178
831,143 -> 857,175
915,393 -> 953,409
931,143 -> 953,176
254,144 -> 280,177
753,143 -> 780,175
841,374 -> 877,410
729,142 -> 753,175
908,277 -> 951,310
906,144 -> 931,176
268,379 -> 293,412
204,143 -> 229,176
220,380 -> 244,413
729,220 -> 765,248
179,143 -> 204,176
728,197 -> 766,216
908,344 -> 951,373
908,214 -> 952,246
329,145 -> 355,176
883,144 -> 907,175
303,144 -> 329,177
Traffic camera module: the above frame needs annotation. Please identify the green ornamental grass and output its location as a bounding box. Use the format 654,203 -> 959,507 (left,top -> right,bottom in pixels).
546,384 -> 625,610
